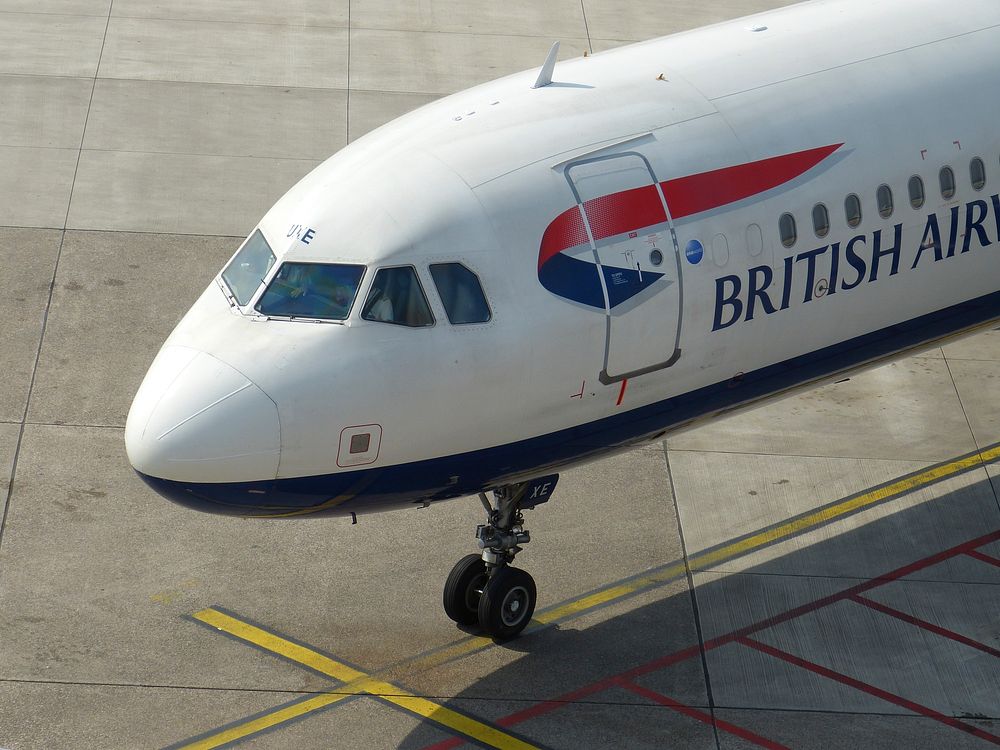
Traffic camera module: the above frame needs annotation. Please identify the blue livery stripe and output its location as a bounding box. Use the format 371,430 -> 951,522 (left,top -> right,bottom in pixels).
137,287 -> 1000,517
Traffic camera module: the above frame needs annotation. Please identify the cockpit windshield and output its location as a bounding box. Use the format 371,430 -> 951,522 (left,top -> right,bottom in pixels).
255,262 -> 366,320
221,230 -> 276,306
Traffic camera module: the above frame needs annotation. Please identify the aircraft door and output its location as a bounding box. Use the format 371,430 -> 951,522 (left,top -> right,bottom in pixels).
565,153 -> 682,384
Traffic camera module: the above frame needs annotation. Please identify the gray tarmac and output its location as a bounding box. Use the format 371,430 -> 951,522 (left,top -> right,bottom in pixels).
1,1 -> 998,748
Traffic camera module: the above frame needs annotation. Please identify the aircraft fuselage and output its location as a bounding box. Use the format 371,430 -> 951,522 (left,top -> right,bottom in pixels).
126,0 -> 1000,519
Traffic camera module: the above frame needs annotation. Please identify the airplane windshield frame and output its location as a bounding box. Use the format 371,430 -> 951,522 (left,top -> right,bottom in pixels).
220,229 -> 277,306
255,261 -> 366,321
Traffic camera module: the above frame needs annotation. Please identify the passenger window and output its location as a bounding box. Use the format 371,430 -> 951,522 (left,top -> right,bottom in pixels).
779,213 -> 796,248
255,262 -> 365,320
970,157 -> 986,191
845,194 -> 862,228
362,266 -> 434,327
712,234 -> 729,267
876,184 -> 893,219
908,175 -> 925,209
429,263 -> 492,324
746,223 -> 764,257
940,166 -> 956,199
812,203 -> 829,238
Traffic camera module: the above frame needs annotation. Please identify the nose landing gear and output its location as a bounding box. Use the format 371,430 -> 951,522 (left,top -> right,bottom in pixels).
442,475 -> 557,639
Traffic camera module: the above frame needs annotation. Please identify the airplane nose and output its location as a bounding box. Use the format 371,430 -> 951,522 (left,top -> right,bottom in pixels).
125,346 -> 280,483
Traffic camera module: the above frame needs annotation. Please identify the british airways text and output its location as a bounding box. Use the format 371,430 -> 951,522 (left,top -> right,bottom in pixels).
712,196 -> 1000,331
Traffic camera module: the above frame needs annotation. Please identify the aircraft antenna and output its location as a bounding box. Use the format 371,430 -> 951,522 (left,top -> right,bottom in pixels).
532,41 -> 560,89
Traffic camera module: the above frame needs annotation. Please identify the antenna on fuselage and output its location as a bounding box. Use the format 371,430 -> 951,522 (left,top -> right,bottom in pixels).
532,41 -> 560,89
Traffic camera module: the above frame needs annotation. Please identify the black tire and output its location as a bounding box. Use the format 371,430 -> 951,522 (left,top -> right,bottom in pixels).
443,554 -> 488,626
477,566 -> 536,639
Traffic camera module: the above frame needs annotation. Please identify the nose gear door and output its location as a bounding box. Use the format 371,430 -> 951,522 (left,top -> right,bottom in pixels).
565,152 -> 683,385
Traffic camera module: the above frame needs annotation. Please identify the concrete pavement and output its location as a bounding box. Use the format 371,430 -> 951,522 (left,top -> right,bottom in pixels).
0,1 -> 997,748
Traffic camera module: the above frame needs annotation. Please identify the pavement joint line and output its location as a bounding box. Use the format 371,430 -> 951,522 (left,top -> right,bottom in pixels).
77,146 -> 323,162
0,8 -> 336,32
665,445 -> 959,461
0,143 -> 78,154
662,439 -> 722,748
0,230 -> 68,556
183,607 -> 545,750
345,0 -> 351,143
0,9 -> 110,20
0,224 -> 244,240
104,12 -> 351,31
13,9 -> 591,41
0,72 -> 447,106
0,72 -> 93,85
24,421 -> 124,430
941,353 -> 1000,521
0,7 -> 596,42
348,25 -> 592,42
0,73 -> 441,99
0,8 -> 107,18
0,0 -> 117,554
178,443 -> 1000,748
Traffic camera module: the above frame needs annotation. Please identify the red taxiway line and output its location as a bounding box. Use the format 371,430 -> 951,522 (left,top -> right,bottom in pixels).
419,530 -> 1000,750
617,680 -> 791,750
700,530 -> 1000,651
966,549 -> 1000,568
850,594 -> 1000,659
418,647 -> 708,750
738,636 -> 1000,746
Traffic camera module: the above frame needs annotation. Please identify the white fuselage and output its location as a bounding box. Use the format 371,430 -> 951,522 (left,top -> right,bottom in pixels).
125,0 -> 1000,516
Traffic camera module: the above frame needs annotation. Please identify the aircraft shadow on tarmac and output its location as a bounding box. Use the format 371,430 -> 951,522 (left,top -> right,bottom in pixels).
398,476 -> 1000,750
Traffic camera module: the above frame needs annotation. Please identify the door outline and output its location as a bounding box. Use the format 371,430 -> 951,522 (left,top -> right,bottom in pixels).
564,151 -> 683,384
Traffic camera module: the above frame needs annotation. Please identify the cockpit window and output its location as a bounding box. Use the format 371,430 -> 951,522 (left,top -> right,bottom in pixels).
429,263 -> 492,324
221,229 -> 276,305
361,266 -> 434,327
255,262 -> 365,320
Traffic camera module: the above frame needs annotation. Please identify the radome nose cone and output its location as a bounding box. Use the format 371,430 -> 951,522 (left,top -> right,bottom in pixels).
126,346 -> 280,483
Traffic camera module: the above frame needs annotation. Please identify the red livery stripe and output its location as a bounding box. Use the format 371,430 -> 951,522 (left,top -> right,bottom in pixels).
662,143 -> 842,220
538,207 -> 587,270
538,143 -> 843,269
584,184 -> 667,247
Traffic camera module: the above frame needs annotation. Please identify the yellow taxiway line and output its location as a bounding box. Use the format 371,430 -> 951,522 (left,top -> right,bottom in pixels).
177,691 -> 352,750
184,608 -> 539,750
175,441 -> 1000,749
540,441 -> 1000,622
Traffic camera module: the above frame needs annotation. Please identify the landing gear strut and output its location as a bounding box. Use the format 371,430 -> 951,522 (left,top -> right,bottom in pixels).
443,475 -> 558,639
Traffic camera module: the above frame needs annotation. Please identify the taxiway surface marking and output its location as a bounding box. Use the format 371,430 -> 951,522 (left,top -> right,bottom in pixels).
180,608 -> 542,750
171,441 -> 1000,749
422,529 -> 1000,750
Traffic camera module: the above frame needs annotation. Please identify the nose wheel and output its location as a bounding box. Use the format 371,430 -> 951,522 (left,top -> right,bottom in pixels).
478,566 -> 536,639
442,554 -> 487,626
442,475 -> 557,639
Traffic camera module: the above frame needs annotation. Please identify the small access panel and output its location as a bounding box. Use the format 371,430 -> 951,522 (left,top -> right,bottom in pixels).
337,424 -> 382,467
